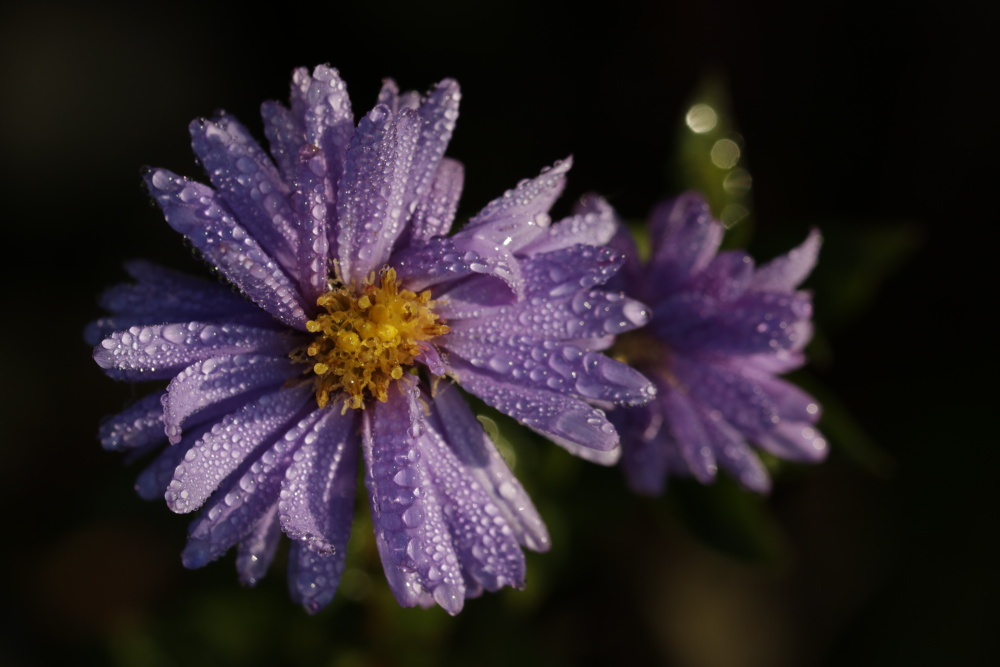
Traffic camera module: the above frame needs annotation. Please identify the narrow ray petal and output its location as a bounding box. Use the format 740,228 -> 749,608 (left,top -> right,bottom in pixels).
145,169 -> 310,328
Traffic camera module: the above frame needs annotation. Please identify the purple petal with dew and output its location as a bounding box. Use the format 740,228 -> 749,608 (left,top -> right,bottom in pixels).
409,158 -> 464,241
648,192 -> 723,293
377,79 -> 421,113
738,367 -> 822,425
750,228 -> 822,291
444,335 -> 654,406
145,169 -> 310,329
260,99 -> 304,183
293,66 -> 354,191
165,385 -> 313,514
279,409 -> 358,556
756,420 -> 828,462
431,382 -> 549,552
99,391 -> 167,452
519,196 -> 617,255
94,322 -> 294,381
653,289 -> 811,356
336,106 -> 419,287
457,158 -> 572,252
605,218 -> 643,292
236,504 -> 282,586
698,408 -> 772,493
163,355 -> 300,444
288,143 -> 334,305
612,403 -> 669,496
416,341 -> 447,376
416,396 -> 530,598
670,355 -> 781,439
392,235 -> 523,297
659,382 -> 718,483
432,275 -> 520,320
189,114 -> 298,271
135,425 -> 207,501
447,288 -> 649,344
288,540 -> 345,614
449,358 -> 621,463
685,250 -> 754,303
101,260 -> 264,320
405,79 -> 460,215
363,377 -> 468,614
181,405 -> 326,569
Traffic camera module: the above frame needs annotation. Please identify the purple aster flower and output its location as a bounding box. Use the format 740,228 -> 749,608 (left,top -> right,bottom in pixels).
608,193 -> 826,495
90,66 -> 653,614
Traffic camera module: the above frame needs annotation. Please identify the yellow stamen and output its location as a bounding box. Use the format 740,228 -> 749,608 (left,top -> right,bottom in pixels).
298,267 -> 448,410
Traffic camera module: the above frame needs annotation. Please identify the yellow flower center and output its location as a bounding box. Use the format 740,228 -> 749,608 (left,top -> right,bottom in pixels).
302,267 -> 448,410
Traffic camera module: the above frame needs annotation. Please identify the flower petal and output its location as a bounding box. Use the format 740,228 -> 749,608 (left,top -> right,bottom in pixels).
405,79 -> 460,218
456,158 -> 571,252
145,169 -> 310,328
236,504 -> 282,586
99,390 -> 167,452
519,194 -> 617,255
181,405 -> 325,569
163,355 -> 300,444
449,358 -> 620,463
189,114 -> 298,271
750,228 -> 822,291
647,192 -> 723,293
391,235 -> 523,297
336,106 -> 420,286
288,541 -> 344,614
756,421 -> 828,462
408,158 -> 464,241
444,335 -> 653,405
659,382 -> 718,483
165,385 -> 313,514
363,378 -> 468,613
94,322 -> 294,380
430,383 -> 549,552
279,409 -> 358,556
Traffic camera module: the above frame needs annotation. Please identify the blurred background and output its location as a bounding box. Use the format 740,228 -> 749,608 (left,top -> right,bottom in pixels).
1,1 -> 995,665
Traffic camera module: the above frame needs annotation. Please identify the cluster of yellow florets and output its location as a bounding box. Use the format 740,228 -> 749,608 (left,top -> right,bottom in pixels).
303,267 -> 448,410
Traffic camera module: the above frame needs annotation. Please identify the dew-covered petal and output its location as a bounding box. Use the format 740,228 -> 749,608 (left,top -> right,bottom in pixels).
456,158 -> 571,252
279,409 -> 358,555
236,504 -> 282,586
145,169 -> 310,328
94,322 -> 294,380
611,401 -> 668,496
288,540 -> 344,614
449,358 -> 620,463
756,421 -> 828,462
444,335 -> 653,406
260,99 -> 304,183
288,144 -> 334,305
750,228 -> 822,291
99,391 -> 167,452
686,251 -> 754,303
100,260 -> 264,321
165,385 -> 313,514
409,158 -> 464,241
653,289 -> 812,356
181,405 -> 326,569
416,341 -> 447,376
659,382 -> 718,483
363,377 -> 468,614
164,355 -> 300,443
698,409 -> 772,493
392,235 -> 523,297
405,79 -> 460,216
519,194 -> 617,255
430,383 -> 549,552
336,106 -> 420,286
670,355 -> 780,438
189,114 -> 298,270
648,192 -> 723,292
135,426 -> 206,501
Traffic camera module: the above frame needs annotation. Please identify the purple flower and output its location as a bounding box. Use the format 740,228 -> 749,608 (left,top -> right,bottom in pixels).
90,66 -> 653,614
609,193 -> 826,495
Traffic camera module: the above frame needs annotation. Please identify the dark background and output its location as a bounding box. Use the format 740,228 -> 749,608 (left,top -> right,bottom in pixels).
1,1 -> 995,665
